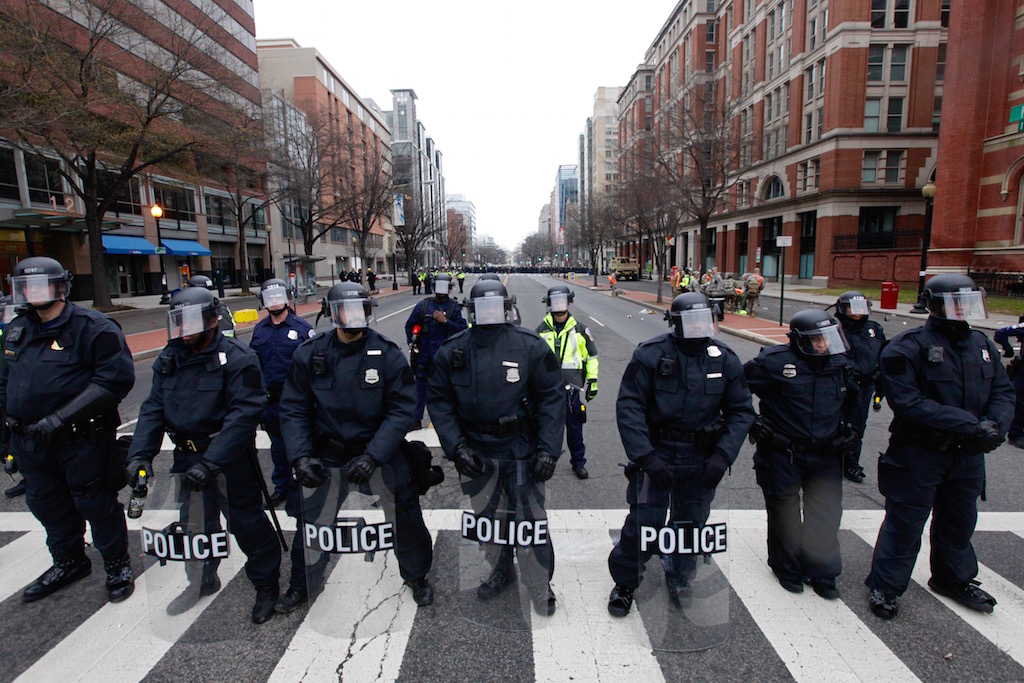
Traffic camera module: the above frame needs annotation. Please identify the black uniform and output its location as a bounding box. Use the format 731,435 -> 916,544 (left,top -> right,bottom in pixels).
609,334 -> 754,588
278,328 -> 431,589
745,346 -> 857,590
865,318 -> 1014,596
838,316 -> 885,475
128,334 -> 280,590
0,304 -> 133,564
427,324 -> 564,592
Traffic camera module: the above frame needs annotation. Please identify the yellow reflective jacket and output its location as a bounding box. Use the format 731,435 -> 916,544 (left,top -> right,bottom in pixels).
535,313 -> 598,387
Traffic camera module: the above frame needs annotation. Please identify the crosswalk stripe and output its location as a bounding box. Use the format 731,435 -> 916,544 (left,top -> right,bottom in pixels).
0,531 -> 51,604
851,527 -> 1024,669
532,528 -> 665,683
730,521 -> 920,683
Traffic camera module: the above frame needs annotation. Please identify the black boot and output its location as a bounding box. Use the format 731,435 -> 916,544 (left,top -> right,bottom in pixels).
843,464 -> 865,483
252,585 -> 280,624
4,479 -> 26,498
607,584 -> 634,618
476,563 -> 517,600
869,588 -> 899,619
406,577 -> 434,606
22,553 -> 91,603
928,578 -> 997,613
274,586 -> 308,614
665,573 -> 693,608
104,554 -> 135,603
532,583 -> 556,616
166,565 -> 221,616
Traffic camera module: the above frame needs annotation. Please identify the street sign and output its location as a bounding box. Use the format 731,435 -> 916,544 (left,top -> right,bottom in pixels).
155,247 -> 167,255
776,236 -> 792,248
755,247 -> 762,264
666,235 -> 675,246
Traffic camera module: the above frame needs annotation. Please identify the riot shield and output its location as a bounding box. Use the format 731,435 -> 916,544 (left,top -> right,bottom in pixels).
457,457 -> 556,631
135,473 -> 243,642
299,467 -> 406,640
631,459 -> 730,651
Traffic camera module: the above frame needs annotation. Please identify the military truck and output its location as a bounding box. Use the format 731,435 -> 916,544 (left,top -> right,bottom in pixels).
608,256 -> 641,281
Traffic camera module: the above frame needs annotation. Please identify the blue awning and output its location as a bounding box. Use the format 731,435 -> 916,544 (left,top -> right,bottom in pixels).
102,235 -> 158,255
161,238 -> 212,256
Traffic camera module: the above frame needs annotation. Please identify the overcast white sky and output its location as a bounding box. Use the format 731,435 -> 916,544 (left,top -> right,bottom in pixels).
253,0 -> 678,253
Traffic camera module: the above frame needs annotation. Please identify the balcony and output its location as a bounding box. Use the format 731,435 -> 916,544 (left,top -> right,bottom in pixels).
832,229 -> 923,252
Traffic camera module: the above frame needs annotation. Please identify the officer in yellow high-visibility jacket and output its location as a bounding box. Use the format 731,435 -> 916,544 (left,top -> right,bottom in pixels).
536,285 -> 599,479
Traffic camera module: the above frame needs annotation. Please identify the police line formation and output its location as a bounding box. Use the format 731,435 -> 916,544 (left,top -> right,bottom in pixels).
0,256 -> 1014,650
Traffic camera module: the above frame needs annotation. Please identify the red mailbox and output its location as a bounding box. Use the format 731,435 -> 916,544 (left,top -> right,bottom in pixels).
880,281 -> 899,310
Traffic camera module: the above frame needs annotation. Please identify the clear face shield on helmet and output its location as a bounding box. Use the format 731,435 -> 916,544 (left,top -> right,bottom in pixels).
842,297 -> 871,316
793,323 -> 850,356
167,304 -> 209,340
1,304 -> 16,324
547,292 -> 570,314
10,274 -> 63,306
934,290 -> 987,321
471,296 -> 507,326
674,308 -> 719,339
261,286 -> 289,311
329,299 -> 370,330
434,279 -> 450,295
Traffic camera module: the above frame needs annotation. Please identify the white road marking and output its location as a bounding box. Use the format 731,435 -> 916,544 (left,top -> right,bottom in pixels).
588,316 -> 606,327
377,303 -> 418,321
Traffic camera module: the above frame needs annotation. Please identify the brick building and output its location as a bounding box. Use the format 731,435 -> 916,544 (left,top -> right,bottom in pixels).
619,0 -> 948,286
928,0 -> 1024,290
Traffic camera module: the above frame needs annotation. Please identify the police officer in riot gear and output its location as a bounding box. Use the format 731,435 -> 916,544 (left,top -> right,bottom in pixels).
405,272 -> 467,425
125,286 -> 282,623
833,291 -> 886,483
277,282 -> 434,610
428,279 -> 565,614
0,257 -> 135,603
249,278 -> 314,506
536,285 -> 599,479
0,294 -> 25,498
866,274 -> 1014,619
745,308 -> 858,599
607,293 -> 754,617
186,274 -> 235,337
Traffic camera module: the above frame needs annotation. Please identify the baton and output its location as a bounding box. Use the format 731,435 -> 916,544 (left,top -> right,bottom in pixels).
248,441 -> 289,551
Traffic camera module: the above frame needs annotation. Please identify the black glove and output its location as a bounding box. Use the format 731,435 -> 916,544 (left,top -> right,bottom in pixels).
973,419 -> 1004,453
294,457 -> 328,488
637,454 -> 673,489
586,380 -> 598,402
452,444 -> 484,479
532,451 -> 556,482
346,453 -> 377,484
1003,347 -> 1015,359
183,460 -> 221,491
125,457 -> 153,488
700,452 -> 731,489
27,413 -> 64,443
748,418 -> 773,445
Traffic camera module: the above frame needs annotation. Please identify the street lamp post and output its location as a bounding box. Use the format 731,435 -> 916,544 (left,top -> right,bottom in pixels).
151,204 -> 169,304
910,181 -> 938,313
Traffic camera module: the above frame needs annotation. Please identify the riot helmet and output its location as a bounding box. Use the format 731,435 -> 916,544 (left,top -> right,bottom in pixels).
260,277 -> 290,312
835,291 -> 871,318
921,274 -> 987,321
665,292 -> 718,339
186,275 -> 214,290
9,257 -> 72,308
434,273 -> 452,296
467,280 -> 511,326
788,308 -> 850,356
479,273 -> 501,281
325,282 -> 372,331
544,285 -> 574,314
167,287 -> 220,340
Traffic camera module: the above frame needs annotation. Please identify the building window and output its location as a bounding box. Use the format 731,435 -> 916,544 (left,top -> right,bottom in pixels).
98,172 -> 141,216
865,98 -> 881,132
872,0 -> 909,28
819,59 -> 826,96
871,0 -> 886,28
863,151 -> 880,183
858,207 -> 897,237
941,0 -> 950,27
890,45 -> 908,81
887,97 -> 904,132
707,20 -> 716,42
805,113 -> 814,143
932,95 -> 942,132
885,151 -> 903,183
706,51 -> 716,72
0,148 -> 17,201
817,106 -> 824,138
806,67 -> 815,98
809,17 -> 817,51
868,45 -> 885,82
24,154 -> 64,205
763,175 -> 784,200
152,182 -> 197,226
799,211 -> 816,278
204,193 -> 236,229
894,0 -> 909,27
800,157 -> 820,191
936,43 -> 946,82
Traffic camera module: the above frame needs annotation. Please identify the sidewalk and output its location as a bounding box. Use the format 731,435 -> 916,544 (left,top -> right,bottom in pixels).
116,283 -> 414,361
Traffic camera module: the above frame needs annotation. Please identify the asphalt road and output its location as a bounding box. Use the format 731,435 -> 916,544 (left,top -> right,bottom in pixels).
1,274 -> 1023,682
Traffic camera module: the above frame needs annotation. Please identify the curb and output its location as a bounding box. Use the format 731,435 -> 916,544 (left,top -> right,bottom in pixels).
613,291 -> 782,347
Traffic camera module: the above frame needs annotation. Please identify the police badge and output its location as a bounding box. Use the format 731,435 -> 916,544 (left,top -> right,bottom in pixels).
364,368 -> 380,384
982,348 -> 991,363
782,363 -> 797,378
506,367 -> 520,383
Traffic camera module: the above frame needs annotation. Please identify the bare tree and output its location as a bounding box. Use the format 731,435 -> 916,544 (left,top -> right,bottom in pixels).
442,214 -> 468,267
394,190 -> 438,285
566,194 -> 618,286
615,164 -> 684,304
334,137 -> 393,288
519,233 -> 549,267
0,0 -> 240,308
475,243 -> 507,267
